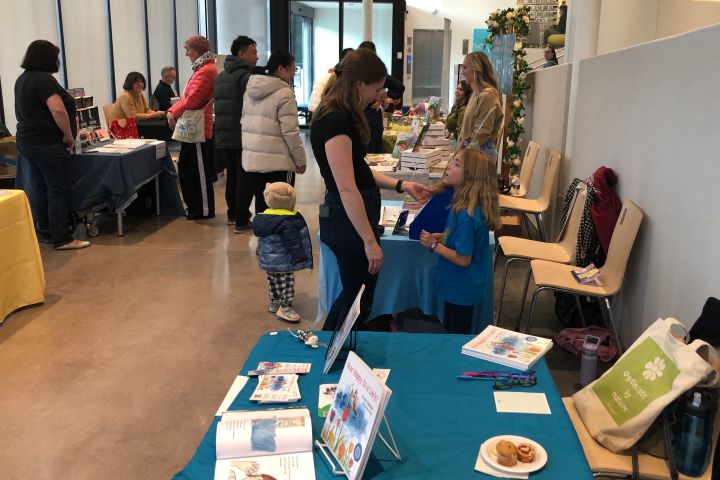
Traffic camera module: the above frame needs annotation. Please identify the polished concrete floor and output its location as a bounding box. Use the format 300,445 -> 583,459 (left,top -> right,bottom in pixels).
0,140 -> 586,479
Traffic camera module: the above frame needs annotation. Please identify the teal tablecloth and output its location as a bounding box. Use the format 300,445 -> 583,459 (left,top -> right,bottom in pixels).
172,332 -> 592,479
316,201 -> 495,333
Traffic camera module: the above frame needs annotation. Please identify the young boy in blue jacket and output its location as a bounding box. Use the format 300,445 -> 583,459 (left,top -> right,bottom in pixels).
253,182 -> 313,322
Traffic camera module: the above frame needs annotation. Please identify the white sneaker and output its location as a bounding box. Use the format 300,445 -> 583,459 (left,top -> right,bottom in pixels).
276,306 -> 301,323
268,301 -> 280,313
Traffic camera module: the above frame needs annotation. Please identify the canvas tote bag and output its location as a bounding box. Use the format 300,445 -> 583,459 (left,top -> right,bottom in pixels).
573,317 -> 719,452
171,105 -> 207,143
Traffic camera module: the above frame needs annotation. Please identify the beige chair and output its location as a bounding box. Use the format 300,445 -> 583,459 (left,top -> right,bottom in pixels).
563,397 -> 717,479
522,200 -> 644,353
495,186 -> 586,329
102,103 -> 124,126
499,150 -> 560,241
506,140 -> 540,198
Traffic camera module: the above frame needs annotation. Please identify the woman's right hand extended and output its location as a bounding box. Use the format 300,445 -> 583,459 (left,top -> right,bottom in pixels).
364,239 -> 384,275
63,134 -> 75,152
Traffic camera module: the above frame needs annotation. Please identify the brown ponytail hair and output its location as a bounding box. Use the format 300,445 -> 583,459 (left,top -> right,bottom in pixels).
314,48 -> 387,144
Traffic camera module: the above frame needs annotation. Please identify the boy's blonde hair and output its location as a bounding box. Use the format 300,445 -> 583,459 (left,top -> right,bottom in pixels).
450,149 -> 502,231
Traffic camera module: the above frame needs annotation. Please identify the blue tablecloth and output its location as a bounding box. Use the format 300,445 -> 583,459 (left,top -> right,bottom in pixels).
16,143 -> 184,216
172,331 -> 592,479
317,201 -> 495,333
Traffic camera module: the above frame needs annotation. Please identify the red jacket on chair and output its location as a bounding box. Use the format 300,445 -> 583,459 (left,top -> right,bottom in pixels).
168,60 -> 217,139
589,166 -> 622,255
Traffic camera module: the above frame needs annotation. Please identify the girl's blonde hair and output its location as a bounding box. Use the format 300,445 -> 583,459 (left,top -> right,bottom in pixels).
464,51 -> 499,94
450,148 -> 502,231
314,49 -> 387,144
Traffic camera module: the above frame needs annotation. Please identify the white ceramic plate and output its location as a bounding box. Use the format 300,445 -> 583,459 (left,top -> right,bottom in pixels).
480,435 -> 548,474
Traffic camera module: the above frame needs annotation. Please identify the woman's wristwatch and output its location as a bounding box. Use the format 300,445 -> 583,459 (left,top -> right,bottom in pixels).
395,179 -> 404,193
429,239 -> 439,252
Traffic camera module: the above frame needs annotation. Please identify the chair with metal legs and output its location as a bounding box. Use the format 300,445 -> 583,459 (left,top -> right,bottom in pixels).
499,150 -> 561,241
521,200 -> 644,354
495,185 -> 586,327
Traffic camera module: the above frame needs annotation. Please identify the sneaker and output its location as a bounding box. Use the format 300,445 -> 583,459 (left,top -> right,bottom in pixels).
234,221 -> 253,234
276,306 -> 301,323
55,239 -> 91,251
227,217 -> 236,225
268,301 -> 280,313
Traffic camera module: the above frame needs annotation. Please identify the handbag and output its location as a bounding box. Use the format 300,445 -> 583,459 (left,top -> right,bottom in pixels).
573,317 -> 719,452
171,107 -> 206,143
108,117 -> 138,139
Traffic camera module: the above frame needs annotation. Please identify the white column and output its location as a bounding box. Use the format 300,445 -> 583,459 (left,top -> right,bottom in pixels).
563,0 -> 602,185
363,0 -> 373,41
441,18 -> 451,113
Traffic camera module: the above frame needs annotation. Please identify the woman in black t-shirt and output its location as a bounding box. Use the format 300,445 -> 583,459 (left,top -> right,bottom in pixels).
15,40 -> 89,250
311,49 -> 429,332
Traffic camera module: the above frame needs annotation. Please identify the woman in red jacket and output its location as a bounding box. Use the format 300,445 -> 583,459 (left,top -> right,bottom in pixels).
167,35 -> 218,219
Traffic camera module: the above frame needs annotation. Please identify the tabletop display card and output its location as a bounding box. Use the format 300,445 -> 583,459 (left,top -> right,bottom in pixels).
249,374 -> 301,404
214,407 -> 316,480
462,325 -> 553,370
320,351 -> 392,480
323,285 -> 365,375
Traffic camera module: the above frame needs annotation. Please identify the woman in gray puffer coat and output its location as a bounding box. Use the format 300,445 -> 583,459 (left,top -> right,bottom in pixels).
242,50 -> 307,214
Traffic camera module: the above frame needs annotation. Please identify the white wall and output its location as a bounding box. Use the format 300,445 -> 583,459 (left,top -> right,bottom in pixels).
0,1 -> 60,134
110,0 -> 148,100
175,0 -> 200,94
524,63 -> 573,236
597,0 -> 720,54
343,3 -> 393,72
147,0 -> 176,94
313,7 -> 340,89
217,0 -> 269,63
404,0 -> 515,107
566,24 -> 720,343
61,0 -> 113,115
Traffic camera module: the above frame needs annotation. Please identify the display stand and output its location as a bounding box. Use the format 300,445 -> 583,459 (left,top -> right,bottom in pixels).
315,414 -> 402,477
324,328 -> 357,363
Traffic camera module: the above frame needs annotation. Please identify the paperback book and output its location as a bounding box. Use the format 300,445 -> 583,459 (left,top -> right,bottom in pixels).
249,374 -> 301,404
320,352 -> 392,480
318,369 -> 391,417
462,325 -> 553,370
248,362 -> 311,376
214,407 -> 316,480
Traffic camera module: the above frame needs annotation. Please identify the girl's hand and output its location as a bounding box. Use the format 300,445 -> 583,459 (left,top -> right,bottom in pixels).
403,182 -> 430,203
419,230 -> 435,248
364,239 -> 384,275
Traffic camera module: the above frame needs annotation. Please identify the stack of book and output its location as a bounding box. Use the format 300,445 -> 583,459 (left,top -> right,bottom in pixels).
461,325 -> 553,370
422,123 -> 450,150
400,147 -> 444,173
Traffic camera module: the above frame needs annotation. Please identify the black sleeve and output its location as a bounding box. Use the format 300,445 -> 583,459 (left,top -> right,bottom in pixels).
318,111 -> 355,144
384,75 -> 405,100
35,74 -> 61,103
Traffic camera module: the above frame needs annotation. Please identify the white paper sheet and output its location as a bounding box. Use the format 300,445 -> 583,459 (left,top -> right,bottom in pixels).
215,375 -> 249,416
493,392 -> 551,415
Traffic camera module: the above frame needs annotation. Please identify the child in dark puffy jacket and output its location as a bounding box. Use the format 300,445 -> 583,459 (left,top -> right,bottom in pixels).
253,182 -> 313,322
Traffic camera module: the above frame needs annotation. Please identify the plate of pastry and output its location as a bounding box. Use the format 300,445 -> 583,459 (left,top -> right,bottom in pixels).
480,435 -> 548,474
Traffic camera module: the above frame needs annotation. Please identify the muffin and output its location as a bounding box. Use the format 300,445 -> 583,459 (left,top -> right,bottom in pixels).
517,443 -> 536,463
495,440 -> 518,467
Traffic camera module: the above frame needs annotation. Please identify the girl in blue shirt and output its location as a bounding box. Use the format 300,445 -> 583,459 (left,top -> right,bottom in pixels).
419,149 -> 501,333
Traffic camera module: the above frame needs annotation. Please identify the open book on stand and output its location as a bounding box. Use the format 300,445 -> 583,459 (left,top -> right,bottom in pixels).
462,325 -> 553,370
214,407 -> 316,480
319,351 -> 395,480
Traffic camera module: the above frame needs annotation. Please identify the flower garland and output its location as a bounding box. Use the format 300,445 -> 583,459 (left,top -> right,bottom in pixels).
485,5 -> 532,174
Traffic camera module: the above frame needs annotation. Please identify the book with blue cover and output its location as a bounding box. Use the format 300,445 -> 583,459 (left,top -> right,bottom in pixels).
462,325 -> 553,370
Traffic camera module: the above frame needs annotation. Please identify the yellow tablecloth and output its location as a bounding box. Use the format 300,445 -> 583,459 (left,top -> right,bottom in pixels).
0,189 -> 45,323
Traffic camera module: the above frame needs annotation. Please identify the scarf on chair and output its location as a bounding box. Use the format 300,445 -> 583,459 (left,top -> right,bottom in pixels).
191,51 -> 215,71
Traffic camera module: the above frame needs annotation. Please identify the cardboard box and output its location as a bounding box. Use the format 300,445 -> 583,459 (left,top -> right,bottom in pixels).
0,137 -> 17,160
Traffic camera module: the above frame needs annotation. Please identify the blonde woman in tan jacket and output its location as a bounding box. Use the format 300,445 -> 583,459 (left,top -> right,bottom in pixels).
459,52 -> 504,163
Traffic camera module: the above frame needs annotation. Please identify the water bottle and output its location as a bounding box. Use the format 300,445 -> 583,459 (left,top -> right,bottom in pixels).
674,391 -> 713,476
579,335 -> 599,387
510,174 -> 520,196
74,129 -> 82,155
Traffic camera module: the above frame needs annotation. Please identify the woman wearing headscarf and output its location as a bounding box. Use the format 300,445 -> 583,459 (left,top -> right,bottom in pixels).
459,51 -> 504,163
166,35 -> 218,219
